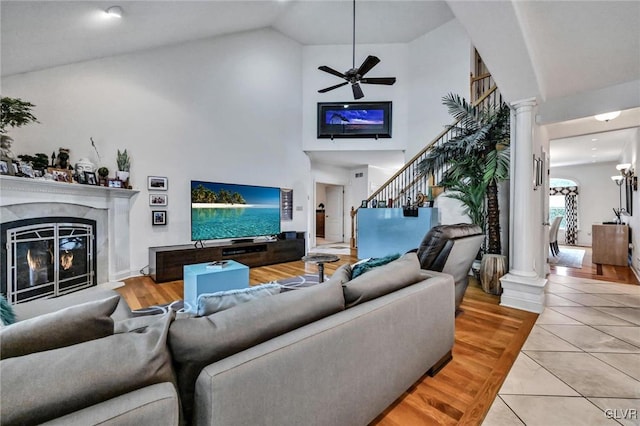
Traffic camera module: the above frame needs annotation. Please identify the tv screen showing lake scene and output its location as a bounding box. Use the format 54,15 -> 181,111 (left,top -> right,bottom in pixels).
191,180 -> 281,241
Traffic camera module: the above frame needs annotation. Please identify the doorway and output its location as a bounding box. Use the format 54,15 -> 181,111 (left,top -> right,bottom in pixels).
314,182 -> 345,247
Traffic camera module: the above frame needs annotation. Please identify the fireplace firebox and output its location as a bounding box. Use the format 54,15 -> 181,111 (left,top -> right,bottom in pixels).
1,217 -> 96,304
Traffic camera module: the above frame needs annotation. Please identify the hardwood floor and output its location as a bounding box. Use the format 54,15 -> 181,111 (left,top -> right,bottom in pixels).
550,245 -> 639,285
117,249 -> 636,425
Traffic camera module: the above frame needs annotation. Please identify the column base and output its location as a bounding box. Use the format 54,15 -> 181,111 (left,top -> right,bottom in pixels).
499,273 -> 547,313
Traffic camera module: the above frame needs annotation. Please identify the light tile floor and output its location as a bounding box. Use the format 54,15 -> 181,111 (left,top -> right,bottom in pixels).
483,274 -> 640,426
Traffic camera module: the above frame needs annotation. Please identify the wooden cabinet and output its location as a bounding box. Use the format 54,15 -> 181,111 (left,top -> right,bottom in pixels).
149,235 -> 305,283
316,210 -> 325,237
592,224 -> 629,268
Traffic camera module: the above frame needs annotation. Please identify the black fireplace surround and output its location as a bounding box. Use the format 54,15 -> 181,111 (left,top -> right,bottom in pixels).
1,217 -> 97,304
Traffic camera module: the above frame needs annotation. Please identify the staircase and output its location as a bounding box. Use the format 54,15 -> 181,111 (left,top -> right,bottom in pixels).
350,73 -> 504,249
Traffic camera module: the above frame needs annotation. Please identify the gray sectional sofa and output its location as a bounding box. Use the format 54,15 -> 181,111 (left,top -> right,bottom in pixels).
0,252 -> 455,425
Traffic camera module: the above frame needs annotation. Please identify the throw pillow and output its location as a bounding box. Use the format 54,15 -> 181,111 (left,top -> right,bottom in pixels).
196,283 -> 281,316
0,295 -> 120,360
0,294 -> 16,326
343,252 -> 422,308
0,311 -> 176,425
169,277 -> 345,423
351,253 -> 401,279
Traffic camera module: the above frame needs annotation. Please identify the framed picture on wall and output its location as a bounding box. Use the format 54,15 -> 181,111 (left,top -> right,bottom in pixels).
281,188 -> 293,221
152,210 -> 167,226
150,194 -> 168,206
148,176 -> 168,190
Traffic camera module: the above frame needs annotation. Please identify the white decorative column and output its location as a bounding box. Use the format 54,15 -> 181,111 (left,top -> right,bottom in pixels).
500,98 -> 547,313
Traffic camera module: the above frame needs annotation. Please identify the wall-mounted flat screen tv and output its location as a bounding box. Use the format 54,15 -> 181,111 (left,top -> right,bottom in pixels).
317,101 -> 392,139
191,180 -> 281,241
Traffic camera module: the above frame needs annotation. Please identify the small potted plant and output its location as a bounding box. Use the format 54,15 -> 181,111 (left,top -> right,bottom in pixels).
116,149 -> 130,182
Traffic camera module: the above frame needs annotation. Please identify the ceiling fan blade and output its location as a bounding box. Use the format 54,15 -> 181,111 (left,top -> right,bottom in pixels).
318,65 -> 347,79
318,81 -> 349,93
356,55 -> 380,77
360,77 -> 397,86
352,83 -> 364,100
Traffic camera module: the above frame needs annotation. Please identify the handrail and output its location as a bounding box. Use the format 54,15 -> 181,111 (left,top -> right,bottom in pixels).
364,85 -> 499,204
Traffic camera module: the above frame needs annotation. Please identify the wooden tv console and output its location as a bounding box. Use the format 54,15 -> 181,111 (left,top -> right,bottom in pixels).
149,233 -> 305,283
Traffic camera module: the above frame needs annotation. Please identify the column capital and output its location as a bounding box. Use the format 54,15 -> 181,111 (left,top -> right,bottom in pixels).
510,97 -> 537,111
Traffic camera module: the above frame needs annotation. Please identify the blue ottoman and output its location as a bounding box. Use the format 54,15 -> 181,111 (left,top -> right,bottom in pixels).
183,260 -> 249,313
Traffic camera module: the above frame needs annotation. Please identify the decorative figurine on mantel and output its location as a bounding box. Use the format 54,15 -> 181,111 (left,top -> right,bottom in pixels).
55,148 -> 73,170
0,136 -> 16,161
74,158 -> 95,183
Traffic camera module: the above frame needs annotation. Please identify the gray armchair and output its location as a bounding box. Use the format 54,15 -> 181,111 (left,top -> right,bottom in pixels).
414,223 -> 484,310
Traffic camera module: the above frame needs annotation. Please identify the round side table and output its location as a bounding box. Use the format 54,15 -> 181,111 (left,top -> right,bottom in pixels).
301,253 -> 340,283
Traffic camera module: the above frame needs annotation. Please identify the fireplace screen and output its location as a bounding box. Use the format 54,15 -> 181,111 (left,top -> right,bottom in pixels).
4,221 -> 95,304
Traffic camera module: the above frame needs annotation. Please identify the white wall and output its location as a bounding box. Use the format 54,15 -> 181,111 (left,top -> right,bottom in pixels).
407,19 -> 471,159
550,161 -> 621,247
3,28 -> 309,274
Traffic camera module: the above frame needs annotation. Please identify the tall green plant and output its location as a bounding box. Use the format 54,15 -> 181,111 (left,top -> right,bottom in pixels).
418,93 -> 510,255
1,97 -> 39,134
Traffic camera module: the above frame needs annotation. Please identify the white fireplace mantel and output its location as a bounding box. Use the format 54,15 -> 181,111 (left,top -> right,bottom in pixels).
0,175 -> 139,281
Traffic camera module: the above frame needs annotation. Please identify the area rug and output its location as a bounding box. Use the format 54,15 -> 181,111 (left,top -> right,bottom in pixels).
549,247 -> 585,269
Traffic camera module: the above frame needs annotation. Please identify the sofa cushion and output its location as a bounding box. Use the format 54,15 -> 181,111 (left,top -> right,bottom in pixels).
11,285 -> 131,322
351,253 -> 400,279
0,295 -> 120,360
328,262 -> 352,284
168,276 -> 345,422
343,252 -> 422,308
196,283 -> 282,316
0,311 -> 176,425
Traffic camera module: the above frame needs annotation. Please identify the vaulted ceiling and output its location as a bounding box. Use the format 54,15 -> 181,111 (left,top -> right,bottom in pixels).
2,1 -> 639,168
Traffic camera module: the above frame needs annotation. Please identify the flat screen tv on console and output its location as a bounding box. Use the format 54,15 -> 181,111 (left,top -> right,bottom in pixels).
191,180 -> 281,242
317,101 -> 392,139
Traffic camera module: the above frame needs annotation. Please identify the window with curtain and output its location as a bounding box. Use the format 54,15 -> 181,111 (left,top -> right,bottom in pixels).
549,178 -> 578,245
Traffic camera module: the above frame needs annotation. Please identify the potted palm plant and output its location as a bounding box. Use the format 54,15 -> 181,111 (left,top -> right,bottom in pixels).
418,93 -> 510,294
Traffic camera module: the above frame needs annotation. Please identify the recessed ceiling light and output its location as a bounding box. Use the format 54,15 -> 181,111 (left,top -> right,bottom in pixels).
106,6 -> 123,18
591,138 -> 598,141
594,111 -> 621,122
591,147 -> 597,150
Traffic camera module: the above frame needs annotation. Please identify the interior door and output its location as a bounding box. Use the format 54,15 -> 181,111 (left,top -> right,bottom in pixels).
324,185 -> 344,243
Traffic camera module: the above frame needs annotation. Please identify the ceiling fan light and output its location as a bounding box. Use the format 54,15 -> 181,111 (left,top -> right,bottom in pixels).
594,111 -> 621,122
616,163 -> 632,171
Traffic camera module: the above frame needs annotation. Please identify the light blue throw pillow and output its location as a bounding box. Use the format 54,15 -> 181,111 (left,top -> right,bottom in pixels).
196,283 -> 282,316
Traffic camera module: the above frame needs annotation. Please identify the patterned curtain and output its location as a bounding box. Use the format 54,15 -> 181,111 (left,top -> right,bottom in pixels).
550,186 -> 579,245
